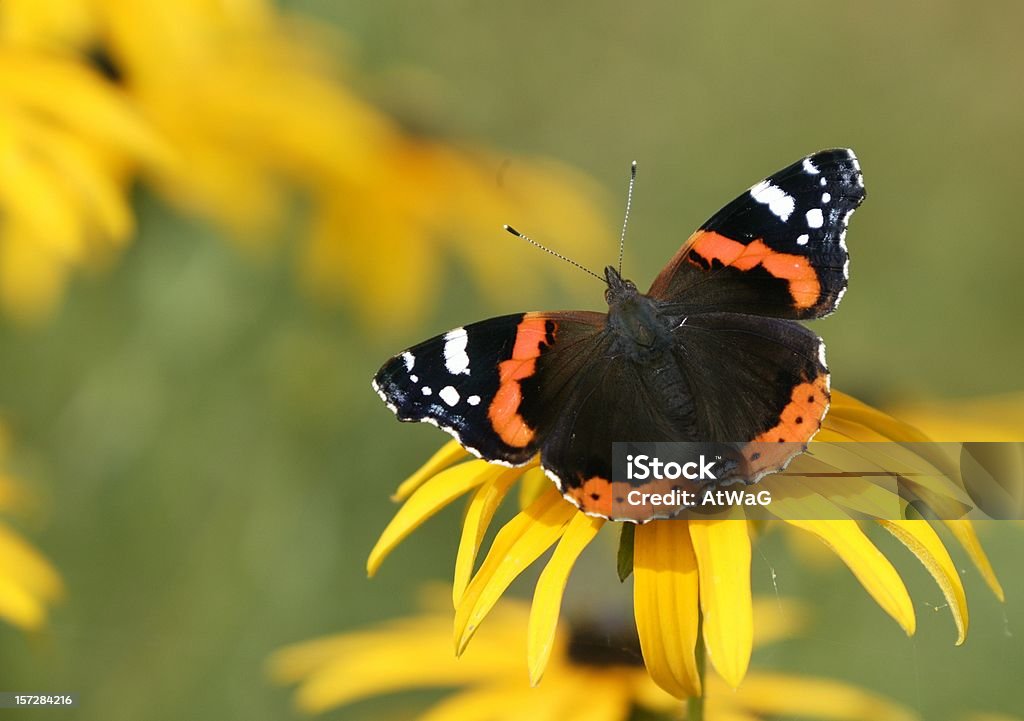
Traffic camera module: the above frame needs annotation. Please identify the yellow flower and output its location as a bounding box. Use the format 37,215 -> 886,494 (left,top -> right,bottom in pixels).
0,32 -> 166,321
1,0 -> 607,330
0,424 -> 63,630
887,392 -> 1024,442
367,391 -> 1004,698
884,392 -> 1024,525
270,591 -> 918,721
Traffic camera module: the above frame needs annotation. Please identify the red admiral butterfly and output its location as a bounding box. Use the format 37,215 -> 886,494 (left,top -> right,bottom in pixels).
373,149 -> 864,522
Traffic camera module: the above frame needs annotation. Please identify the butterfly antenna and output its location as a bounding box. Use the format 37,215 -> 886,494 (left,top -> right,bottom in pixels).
503,225 -> 605,283
617,160 -> 637,275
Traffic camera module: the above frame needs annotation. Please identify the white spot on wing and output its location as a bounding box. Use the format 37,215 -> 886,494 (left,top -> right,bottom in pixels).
818,342 -> 828,368
421,386 -> 432,396
443,328 -> 471,376
806,208 -> 824,228
410,375 -> 418,383
802,157 -> 820,175
439,385 -> 460,406
371,378 -> 398,414
819,177 -> 827,187
821,192 -> 831,203
796,234 -> 809,246
749,180 -> 795,222
402,352 -> 415,371
373,368 -> 522,470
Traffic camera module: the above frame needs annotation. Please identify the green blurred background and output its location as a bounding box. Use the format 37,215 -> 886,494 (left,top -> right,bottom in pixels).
1,1 -> 1022,719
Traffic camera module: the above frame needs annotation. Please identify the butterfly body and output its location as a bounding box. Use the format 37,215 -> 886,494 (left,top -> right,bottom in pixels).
604,268 -> 673,353
373,149 -> 865,522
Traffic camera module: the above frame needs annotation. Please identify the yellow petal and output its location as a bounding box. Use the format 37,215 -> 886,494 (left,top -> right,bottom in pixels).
454,488 -> 575,654
944,519 -> 1005,601
391,440 -> 470,501
878,519 -> 968,644
454,472 -> 518,606
702,711 -> 761,721
415,685 -> 538,721
559,670 -> 632,721
0,232 -> 67,322
0,143 -> 84,261
518,465 -> 552,509
270,611 -> 527,713
13,116 -> 134,243
0,50 -> 171,165
731,673 -> 919,721
776,472 -> 904,520
689,519 -> 753,688
782,519 -> 915,636
0,577 -> 47,630
527,513 -> 604,685
633,520 -> 701,698
285,636 -> 515,713
827,390 -> 932,443
0,523 -> 63,602
889,392 -> 1024,442
367,461 -> 505,576
0,523 -> 63,630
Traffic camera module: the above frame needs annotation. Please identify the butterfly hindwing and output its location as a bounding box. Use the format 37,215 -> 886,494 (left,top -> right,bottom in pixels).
540,311 -> 829,521
672,311 -> 830,478
648,148 -> 864,319
373,311 -> 606,466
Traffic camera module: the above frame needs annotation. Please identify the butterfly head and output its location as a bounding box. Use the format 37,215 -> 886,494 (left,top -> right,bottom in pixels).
603,265 -> 638,305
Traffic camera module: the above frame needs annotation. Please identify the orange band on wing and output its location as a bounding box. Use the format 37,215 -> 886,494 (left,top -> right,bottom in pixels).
565,475 -> 691,522
565,476 -> 614,519
690,231 -> 821,309
743,373 -> 830,476
487,315 -> 553,448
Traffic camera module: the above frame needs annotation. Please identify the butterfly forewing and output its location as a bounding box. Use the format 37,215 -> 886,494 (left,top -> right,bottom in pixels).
648,148 -> 864,319
373,311 -> 606,466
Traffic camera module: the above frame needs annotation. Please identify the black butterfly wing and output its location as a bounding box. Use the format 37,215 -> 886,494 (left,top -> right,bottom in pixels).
539,347 -> 699,521
538,311 -> 829,521
671,311 -> 831,477
372,311 -> 607,466
648,148 -> 864,319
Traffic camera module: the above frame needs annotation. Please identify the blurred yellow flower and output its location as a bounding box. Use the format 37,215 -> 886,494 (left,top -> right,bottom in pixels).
367,391 -> 1004,699
0,40 -> 166,321
0,0 -> 607,329
0,424 -> 63,630
270,592 -> 918,721
885,392 -> 1024,520
887,392 -> 1024,442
